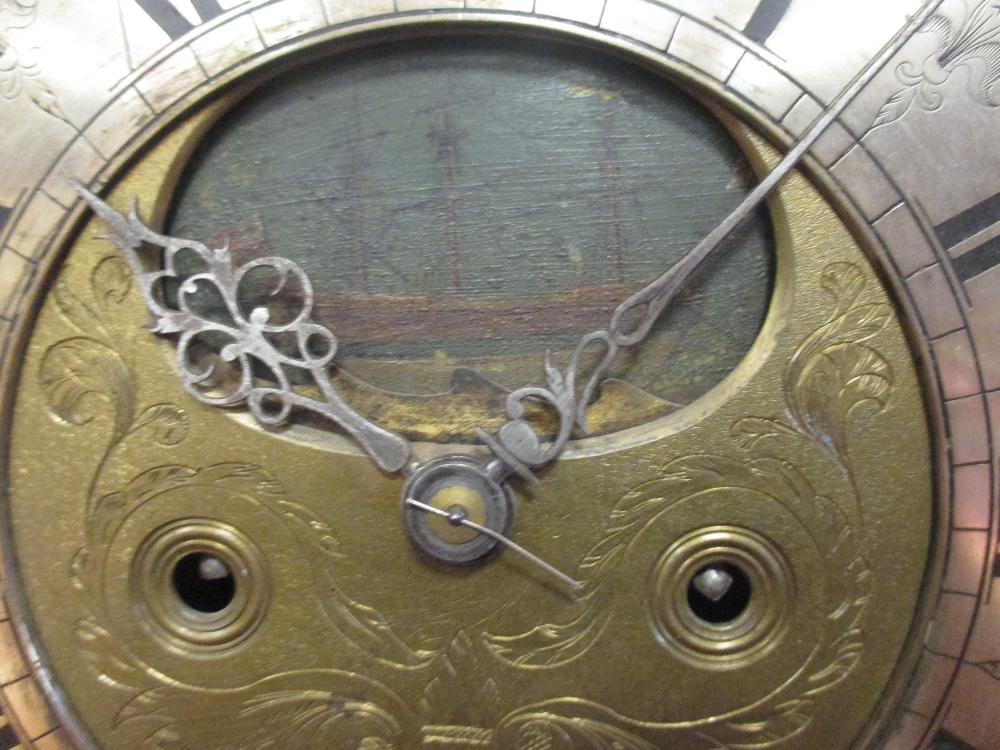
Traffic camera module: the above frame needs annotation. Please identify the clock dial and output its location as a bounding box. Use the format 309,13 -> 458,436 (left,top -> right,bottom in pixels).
0,2 -> 997,750
8,111 -> 934,749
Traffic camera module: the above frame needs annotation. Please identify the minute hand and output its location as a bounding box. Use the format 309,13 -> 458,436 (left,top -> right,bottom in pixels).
478,0 -> 944,482
608,10 -> 937,351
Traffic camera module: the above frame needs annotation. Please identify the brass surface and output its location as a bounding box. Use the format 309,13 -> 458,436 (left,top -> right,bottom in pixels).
2,87 -> 935,750
130,518 -> 270,651
427,486 -> 488,546
648,526 -> 794,668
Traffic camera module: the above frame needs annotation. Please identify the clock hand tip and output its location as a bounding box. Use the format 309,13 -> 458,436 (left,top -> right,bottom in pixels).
71,183 -> 151,254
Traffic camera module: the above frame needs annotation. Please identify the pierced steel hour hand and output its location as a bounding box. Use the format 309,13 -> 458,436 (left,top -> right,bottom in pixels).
74,186 -> 411,474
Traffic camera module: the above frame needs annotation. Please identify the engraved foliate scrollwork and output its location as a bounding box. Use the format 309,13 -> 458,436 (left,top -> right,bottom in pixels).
496,710 -> 659,750
43,259 -> 136,435
41,337 -> 136,438
73,464 -> 433,749
55,198 -> 901,749
40,251 -> 434,748
40,255 -> 190,510
114,672 -> 413,750
479,263 -> 882,749
73,463 -> 433,673
480,450 -> 870,749
421,632 -> 502,730
482,591 -> 610,669
782,262 -> 893,469
875,0 -> 1000,127
0,0 -> 70,123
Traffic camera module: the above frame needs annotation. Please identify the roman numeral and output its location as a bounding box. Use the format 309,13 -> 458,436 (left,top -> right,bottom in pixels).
931,728 -> 979,750
0,721 -> 17,750
134,0 -> 226,40
741,0 -> 793,45
934,191 -> 1000,283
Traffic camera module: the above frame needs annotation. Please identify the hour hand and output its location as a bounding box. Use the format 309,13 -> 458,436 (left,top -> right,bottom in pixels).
75,185 -> 412,474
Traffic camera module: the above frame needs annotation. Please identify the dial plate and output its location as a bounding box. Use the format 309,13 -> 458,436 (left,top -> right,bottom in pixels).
7,75 -> 932,749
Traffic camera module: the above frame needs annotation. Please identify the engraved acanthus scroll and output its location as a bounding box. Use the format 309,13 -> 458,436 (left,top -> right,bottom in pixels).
0,0 -> 70,123
875,0 -> 1000,126
47,253 -> 891,749
480,262 -> 887,749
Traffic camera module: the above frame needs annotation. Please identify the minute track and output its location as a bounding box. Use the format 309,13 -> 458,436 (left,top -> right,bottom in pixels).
0,2 -> 984,748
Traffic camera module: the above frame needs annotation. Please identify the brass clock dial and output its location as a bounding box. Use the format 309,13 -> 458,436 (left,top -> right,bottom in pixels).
0,2 -> 996,750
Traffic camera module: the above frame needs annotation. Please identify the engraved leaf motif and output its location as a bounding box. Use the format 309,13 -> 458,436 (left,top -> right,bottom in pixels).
579,455 -> 734,581
74,462 -> 425,746
279,499 -> 432,668
786,264 -> 893,467
133,404 -> 190,446
963,40 -> 1000,105
92,255 -> 133,307
820,261 -> 866,312
117,681 -> 404,750
803,499 -> 870,695
697,697 -> 813,749
235,691 -> 401,750
500,714 -> 658,750
76,616 -> 146,693
482,592 -> 611,669
52,278 -> 110,339
873,85 -> 916,128
730,417 -> 801,454
0,8 -> 69,124
421,632 -> 501,727
89,466 -> 196,545
24,74 -> 68,122
703,503 -> 868,747
40,337 -> 135,441
875,2 -> 1000,126
789,343 -> 893,465
924,13 -> 957,51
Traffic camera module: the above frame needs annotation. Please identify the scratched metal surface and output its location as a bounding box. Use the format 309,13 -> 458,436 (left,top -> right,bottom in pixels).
168,36 -> 774,403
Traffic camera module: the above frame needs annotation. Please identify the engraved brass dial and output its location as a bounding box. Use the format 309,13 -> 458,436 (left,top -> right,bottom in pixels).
6,44 -> 933,750
0,3 -> 996,750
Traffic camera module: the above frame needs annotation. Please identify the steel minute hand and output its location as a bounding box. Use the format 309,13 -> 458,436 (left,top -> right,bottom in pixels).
475,0 -> 944,484
75,186 -> 412,474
